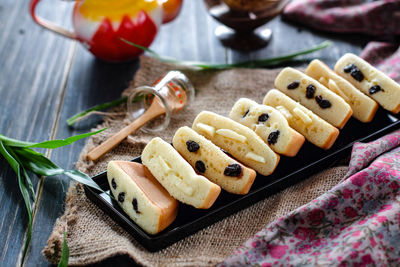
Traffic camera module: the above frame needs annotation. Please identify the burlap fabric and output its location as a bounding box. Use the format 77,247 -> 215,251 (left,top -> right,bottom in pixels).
42,56 -> 348,266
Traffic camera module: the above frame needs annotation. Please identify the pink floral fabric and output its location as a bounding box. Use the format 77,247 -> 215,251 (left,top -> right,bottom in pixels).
283,0 -> 400,83
360,42 -> 400,82
221,129 -> 400,266
347,129 -> 400,177
283,0 -> 400,36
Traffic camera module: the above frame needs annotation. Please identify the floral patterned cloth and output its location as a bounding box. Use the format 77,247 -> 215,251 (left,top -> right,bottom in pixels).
360,42 -> 400,83
221,129 -> 400,266
282,0 -> 400,83
283,0 -> 400,37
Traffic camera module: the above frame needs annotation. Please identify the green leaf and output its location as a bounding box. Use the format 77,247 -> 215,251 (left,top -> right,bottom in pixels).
0,129 -> 106,149
22,166 -> 36,204
63,170 -> 103,192
19,165 -> 34,263
121,39 -> 156,55
228,41 -> 332,69
186,41 -> 331,69
58,232 -> 69,267
0,134 -> 34,147
67,97 -> 127,126
0,142 -> 33,263
14,148 -> 64,176
7,147 -> 36,200
27,129 -> 106,149
122,38 -> 331,70
14,147 -> 103,192
0,141 -> 20,173
66,93 -> 146,126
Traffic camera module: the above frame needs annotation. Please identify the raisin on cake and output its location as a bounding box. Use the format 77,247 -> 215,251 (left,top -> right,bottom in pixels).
173,126 -> 257,194
192,111 -> 280,176
275,67 -> 353,129
306,59 -> 378,123
263,89 -> 339,150
141,137 -> 221,209
334,53 -> 400,114
229,98 -> 305,157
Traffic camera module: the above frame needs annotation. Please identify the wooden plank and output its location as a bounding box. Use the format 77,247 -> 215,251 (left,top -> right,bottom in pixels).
0,0 -> 75,266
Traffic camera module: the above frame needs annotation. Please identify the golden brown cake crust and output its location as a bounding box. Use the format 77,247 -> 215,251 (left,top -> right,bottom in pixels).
321,127 -> 340,150
336,108 -> 353,130
158,203 -> 179,232
199,184 -> 221,209
284,128 -> 306,157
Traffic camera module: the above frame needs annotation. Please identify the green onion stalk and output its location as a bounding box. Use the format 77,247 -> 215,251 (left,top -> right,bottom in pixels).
67,40 -> 331,126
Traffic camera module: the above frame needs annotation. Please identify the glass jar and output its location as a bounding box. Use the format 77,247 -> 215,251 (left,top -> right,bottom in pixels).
126,71 -> 195,133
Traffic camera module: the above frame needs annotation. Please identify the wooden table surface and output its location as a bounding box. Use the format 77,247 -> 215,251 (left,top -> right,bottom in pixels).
0,1 -> 371,266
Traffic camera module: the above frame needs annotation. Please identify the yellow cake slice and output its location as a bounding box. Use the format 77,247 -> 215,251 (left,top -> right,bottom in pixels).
263,89 -> 339,150
173,126 -> 256,194
275,67 -> 352,129
141,137 -> 221,209
334,53 -> 400,113
229,98 -> 305,157
306,59 -> 378,123
192,111 -> 280,176
107,161 -> 178,234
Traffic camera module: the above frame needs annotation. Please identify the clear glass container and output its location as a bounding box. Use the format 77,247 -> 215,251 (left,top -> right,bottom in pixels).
127,71 -> 195,133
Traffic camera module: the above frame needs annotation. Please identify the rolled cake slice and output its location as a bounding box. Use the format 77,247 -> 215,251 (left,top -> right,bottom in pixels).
173,126 -> 256,194
229,98 -> 305,157
107,161 -> 178,234
334,53 -> 400,113
263,89 -> 339,150
275,67 -> 353,129
141,137 -> 221,209
192,111 -> 280,176
306,59 -> 378,123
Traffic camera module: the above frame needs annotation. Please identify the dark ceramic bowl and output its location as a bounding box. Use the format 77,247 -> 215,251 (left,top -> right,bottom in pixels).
204,0 -> 290,50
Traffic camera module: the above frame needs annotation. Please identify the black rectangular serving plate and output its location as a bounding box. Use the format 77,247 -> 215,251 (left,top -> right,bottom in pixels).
84,108 -> 400,252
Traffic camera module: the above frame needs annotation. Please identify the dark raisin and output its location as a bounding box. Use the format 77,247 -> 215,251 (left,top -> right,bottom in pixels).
132,198 -> 140,214
306,84 -> 316,99
224,164 -> 242,177
343,64 -> 364,81
343,64 -> 356,73
369,85 -> 381,94
350,68 -> 364,82
111,178 -> 117,189
315,95 -> 332,109
186,140 -> 200,152
118,192 -> 125,203
268,130 -> 280,145
195,160 -> 206,173
243,109 -> 249,118
287,81 -> 300,90
258,113 -> 269,123
321,100 -> 332,108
